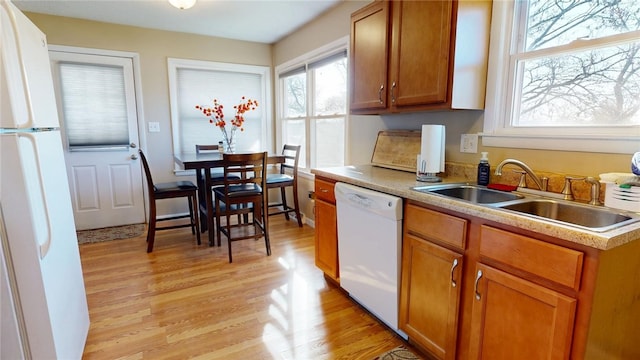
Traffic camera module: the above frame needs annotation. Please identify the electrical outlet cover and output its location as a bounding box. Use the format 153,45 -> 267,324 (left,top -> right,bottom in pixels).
460,134 -> 478,153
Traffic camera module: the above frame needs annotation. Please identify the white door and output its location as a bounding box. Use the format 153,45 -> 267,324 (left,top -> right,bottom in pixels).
49,51 -> 145,230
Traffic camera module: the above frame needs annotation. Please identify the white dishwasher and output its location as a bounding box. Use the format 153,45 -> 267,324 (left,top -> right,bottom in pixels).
334,182 -> 406,338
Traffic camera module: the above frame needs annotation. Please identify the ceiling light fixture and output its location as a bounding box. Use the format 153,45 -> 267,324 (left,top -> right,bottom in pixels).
168,0 -> 196,10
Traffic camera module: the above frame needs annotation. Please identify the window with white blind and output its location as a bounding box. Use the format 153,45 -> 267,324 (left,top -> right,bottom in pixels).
276,37 -> 348,171
167,58 -> 271,159
483,0 -> 640,153
57,62 -> 129,149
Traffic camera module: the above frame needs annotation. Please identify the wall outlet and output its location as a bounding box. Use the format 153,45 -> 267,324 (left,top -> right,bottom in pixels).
148,122 -> 160,132
460,134 -> 478,153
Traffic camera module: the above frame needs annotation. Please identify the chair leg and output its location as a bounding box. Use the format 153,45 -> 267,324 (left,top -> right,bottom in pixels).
187,196 -> 195,235
226,211 -> 233,263
191,193 -> 201,245
214,200 -> 221,247
146,200 -> 157,253
262,199 -> 271,256
292,185 -> 303,227
280,187 -> 290,221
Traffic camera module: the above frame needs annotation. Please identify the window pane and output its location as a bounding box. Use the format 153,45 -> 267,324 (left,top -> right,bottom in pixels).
314,57 -> 347,116
282,119 -> 306,168
516,41 -> 640,126
524,0 -> 640,51
283,73 -> 306,118
177,68 -> 263,154
313,117 -> 344,168
59,63 -> 128,148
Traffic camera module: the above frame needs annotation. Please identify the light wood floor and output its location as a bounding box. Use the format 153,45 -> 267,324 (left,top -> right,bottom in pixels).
79,216 -> 420,359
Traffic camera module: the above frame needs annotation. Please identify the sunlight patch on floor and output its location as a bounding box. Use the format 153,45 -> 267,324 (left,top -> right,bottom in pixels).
262,255 -> 326,359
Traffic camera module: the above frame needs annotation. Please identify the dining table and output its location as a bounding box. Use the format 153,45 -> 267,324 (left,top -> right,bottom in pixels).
174,151 -> 285,246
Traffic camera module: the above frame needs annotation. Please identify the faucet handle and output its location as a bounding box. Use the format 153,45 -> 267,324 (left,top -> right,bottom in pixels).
541,176 -> 549,192
585,177 -> 602,205
513,170 -> 527,188
562,176 -> 585,201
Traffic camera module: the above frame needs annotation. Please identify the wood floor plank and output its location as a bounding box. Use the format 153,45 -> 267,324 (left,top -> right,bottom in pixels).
79,217 -> 420,359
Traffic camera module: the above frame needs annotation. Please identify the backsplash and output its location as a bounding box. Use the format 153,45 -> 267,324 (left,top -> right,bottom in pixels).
444,162 -> 602,203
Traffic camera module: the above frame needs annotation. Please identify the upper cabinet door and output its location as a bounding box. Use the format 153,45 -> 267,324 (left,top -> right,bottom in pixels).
349,1 -> 390,112
390,0 -> 453,108
349,0 -> 490,115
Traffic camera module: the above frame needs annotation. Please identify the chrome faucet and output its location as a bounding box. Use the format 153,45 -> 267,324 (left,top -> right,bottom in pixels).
494,159 -> 548,191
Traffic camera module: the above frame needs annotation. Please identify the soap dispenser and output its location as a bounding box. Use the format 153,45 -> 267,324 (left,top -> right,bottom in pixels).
477,152 -> 490,186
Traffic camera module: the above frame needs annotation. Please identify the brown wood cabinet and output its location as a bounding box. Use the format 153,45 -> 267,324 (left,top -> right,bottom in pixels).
403,200 -> 640,359
400,204 -> 466,359
468,264 -> 576,359
314,177 -> 339,282
467,225 -> 582,359
349,0 -> 491,114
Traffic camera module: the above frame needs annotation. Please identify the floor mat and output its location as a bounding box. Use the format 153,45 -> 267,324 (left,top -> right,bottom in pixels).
77,224 -> 145,244
372,345 -> 422,360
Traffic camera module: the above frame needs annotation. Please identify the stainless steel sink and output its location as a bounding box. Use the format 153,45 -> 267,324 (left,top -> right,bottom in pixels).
496,199 -> 640,232
412,183 -> 524,204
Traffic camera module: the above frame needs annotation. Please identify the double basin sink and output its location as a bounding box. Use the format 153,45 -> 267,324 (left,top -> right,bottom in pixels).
412,183 -> 640,232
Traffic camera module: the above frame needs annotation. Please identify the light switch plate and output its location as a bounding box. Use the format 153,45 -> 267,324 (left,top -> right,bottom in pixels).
460,134 -> 478,153
148,122 -> 160,132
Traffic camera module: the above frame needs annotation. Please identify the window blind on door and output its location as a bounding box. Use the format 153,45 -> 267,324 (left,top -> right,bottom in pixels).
58,62 -> 129,149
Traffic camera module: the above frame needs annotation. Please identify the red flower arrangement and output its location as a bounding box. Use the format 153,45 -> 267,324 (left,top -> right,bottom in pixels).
195,96 -> 259,152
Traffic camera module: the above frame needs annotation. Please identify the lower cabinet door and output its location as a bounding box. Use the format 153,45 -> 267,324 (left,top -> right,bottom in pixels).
314,198 -> 338,281
399,233 -> 463,359
469,264 -> 577,360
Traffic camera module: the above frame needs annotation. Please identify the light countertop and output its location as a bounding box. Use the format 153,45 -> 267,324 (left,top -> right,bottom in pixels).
312,164 -> 640,250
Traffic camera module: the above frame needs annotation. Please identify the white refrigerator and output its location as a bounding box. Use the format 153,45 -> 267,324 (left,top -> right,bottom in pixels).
0,1 -> 90,359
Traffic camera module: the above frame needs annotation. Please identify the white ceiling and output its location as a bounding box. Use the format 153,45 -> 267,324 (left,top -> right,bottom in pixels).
13,0 -> 342,44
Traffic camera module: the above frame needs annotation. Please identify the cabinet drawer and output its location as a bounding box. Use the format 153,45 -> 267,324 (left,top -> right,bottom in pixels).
315,178 -> 336,203
405,204 -> 467,250
479,225 -> 583,291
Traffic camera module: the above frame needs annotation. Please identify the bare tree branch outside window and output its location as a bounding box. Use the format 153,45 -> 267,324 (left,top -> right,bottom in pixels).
515,0 -> 640,126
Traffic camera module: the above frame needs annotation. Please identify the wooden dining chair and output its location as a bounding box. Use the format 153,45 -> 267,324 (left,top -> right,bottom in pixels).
139,149 -> 200,252
194,144 -> 242,233
266,144 -> 303,227
213,152 -> 270,263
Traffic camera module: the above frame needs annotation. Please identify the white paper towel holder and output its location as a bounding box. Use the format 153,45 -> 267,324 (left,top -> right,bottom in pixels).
416,124 -> 445,182
416,155 -> 442,182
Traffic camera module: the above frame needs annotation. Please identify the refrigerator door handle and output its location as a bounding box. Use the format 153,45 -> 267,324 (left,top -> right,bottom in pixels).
18,133 -> 52,259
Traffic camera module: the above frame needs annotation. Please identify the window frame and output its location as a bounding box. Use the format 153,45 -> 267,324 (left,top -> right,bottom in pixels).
167,58 -> 272,173
482,1 -> 640,154
275,36 -> 349,174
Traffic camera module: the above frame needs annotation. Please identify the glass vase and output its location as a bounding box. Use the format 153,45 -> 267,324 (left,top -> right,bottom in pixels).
220,128 -> 236,154
225,138 -> 236,154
